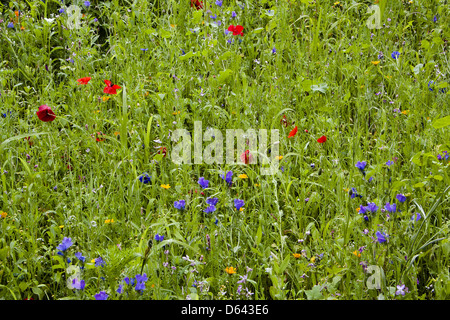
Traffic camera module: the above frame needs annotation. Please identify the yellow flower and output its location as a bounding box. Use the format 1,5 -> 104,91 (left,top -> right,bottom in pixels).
352,250 -> 361,258
0,211 -> 7,218
293,253 -> 301,259
170,24 -> 177,28
276,155 -> 283,161
254,183 -> 260,187
105,219 -> 115,224
225,266 -> 236,274
91,259 -> 96,263
239,207 -> 244,212
371,61 -> 380,65
144,91 -> 149,97
310,256 -> 316,263
59,225 -> 64,229
343,188 -> 349,193
102,96 -> 110,102
401,110 -> 410,115
114,131 -> 120,136
356,207 -> 360,213
172,111 -> 181,115
161,184 -> 171,189
238,174 -> 248,179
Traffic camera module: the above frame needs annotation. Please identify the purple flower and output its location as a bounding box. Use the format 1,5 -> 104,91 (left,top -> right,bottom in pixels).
234,199 -> 245,211
384,202 -> 396,213
84,1 -> 91,7
117,284 -> 123,294
376,231 -> 387,243
411,212 -> 421,221
396,194 -> 406,203
75,252 -> 86,262
198,177 -> 209,189
355,161 -> 367,171
386,160 -> 394,166
204,205 -> 216,214
154,233 -> 164,242
95,256 -> 106,267
359,205 -> 368,214
391,51 -> 400,59
395,284 -> 407,296
174,200 -> 186,210
215,0 -> 223,6
231,11 -> 237,18
206,197 -> 218,206
272,47 -> 276,54
72,278 -> 85,290
220,171 -> 233,185
56,237 -> 73,254
433,15 -> 438,23
366,202 -> 378,213
59,7 -> 65,14
94,291 -> 108,300
7,22 -> 14,28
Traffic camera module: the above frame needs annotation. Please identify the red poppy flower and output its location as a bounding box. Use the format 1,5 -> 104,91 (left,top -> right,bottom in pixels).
304,129 -> 309,133
240,150 -> 253,164
288,126 -> 298,138
77,77 -> 91,85
36,105 -> 56,122
158,146 -> 167,158
280,114 -> 291,127
190,0 -> 203,9
95,132 -> 105,142
228,25 -> 244,36
317,135 -> 327,143
103,80 -> 122,95
24,136 -> 33,146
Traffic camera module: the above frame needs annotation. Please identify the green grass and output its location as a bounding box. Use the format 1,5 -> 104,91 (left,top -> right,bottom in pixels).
0,0 -> 449,300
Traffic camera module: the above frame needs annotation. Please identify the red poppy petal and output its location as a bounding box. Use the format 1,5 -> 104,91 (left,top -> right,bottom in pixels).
104,79 -> 112,86
288,126 -> 298,138
317,135 -> 327,143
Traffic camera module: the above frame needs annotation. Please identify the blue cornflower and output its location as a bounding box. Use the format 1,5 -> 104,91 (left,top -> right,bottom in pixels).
428,80 -> 435,91
124,276 -> 135,286
210,14 -> 217,20
350,188 -> 362,199
355,161 -> 367,171
198,177 -> 209,189
84,1 -> 90,7
215,0 -> 222,6
220,170 -> 233,186
72,278 -> 85,290
396,194 -> 406,203
117,284 -> 123,294
433,15 -> 438,23
384,202 -> 396,213
75,252 -> 86,262
138,173 -> 151,184
376,231 -> 388,243
234,199 -> 245,211
181,49 -> 185,55
386,160 -> 394,166
7,22 -> 14,28
359,205 -> 368,214
94,291 -> 108,300
141,48 -> 148,52
154,233 -> 164,242
95,256 -> 106,267
59,7 -> 65,14
204,205 -> 216,214
366,202 -> 378,213
391,51 -> 400,59
56,237 -> 73,255
206,197 -> 218,206
231,11 -> 237,18
411,212 -> 421,221
174,200 -> 186,210
272,47 -> 276,54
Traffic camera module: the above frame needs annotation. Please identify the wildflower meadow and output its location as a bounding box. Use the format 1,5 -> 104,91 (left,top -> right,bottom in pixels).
0,0 -> 449,304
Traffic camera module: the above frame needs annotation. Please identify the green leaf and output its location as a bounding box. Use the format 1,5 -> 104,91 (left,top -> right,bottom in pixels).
413,63 -> 423,75
432,115 -> 450,129
305,285 -> 324,300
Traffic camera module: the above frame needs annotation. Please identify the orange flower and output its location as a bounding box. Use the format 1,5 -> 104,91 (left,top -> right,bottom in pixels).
293,253 -> 301,259
225,267 -> 236,274
352,250 -> 361,258
371,61 -> 380,65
